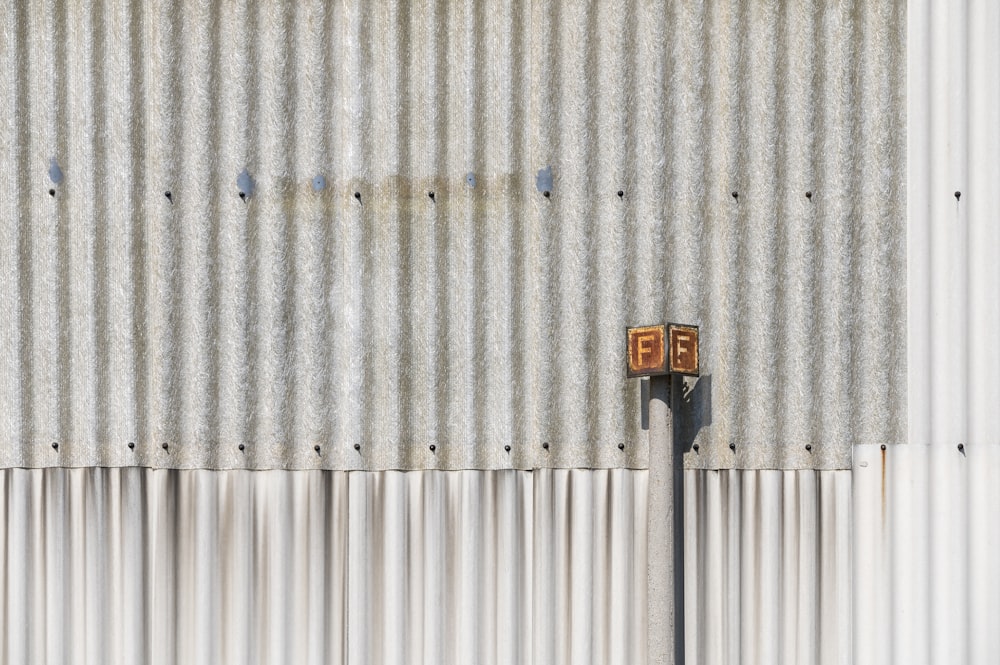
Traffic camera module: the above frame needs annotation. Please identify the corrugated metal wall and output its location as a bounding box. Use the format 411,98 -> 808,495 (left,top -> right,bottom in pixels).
907,0 -> 1000,447
685,469 -> 852,665
871,1 -> 1000,663
854,444 -> 1000,664
0,466 -> 863,665
0,0 -> 905,471
25,1 -> 1000,664
0,467 -> 646,665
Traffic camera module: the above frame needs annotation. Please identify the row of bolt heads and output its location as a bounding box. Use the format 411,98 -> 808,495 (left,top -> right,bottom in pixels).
47,188 -> 609,201
46,162 -> 576,201
46,189 -> 879,202
47,441 -> 627,453
691,443 -> 971,454
46,188 -> 971,204
44,441 -> 974,454
45,161 -> 966,203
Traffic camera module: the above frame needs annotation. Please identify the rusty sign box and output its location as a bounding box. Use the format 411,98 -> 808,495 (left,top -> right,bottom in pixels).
626,325 -> 668,377
667,324 -> 699,376
627,323 -> 699,377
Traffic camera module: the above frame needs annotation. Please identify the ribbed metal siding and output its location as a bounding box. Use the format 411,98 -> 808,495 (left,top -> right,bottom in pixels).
853,444 -> 1000,664
685,469 -> 853,665
0,0 -> 905,470
0,467 -> 646,664
855,2 -> 1000,662
0,466 -> 870,665
907,0 -> 1000,447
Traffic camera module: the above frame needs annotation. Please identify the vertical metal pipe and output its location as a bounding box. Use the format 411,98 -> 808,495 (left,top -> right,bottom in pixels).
647,374 -> 683,664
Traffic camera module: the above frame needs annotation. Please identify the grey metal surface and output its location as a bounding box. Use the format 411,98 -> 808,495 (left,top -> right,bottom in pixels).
0,0 -> 905,470
0,467 -> 647,664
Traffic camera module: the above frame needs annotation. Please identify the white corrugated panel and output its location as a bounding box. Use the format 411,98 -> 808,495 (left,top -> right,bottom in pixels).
0,467 -> 646,665
853,444 -> 1000,664
0,464 -> 874,665
0,0 -> 905,471
908,0 -> 1000,445
875,1 -> 1000,662
685,469 -> 853,665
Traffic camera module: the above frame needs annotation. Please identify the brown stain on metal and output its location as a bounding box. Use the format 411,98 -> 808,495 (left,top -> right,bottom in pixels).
881,446 -> 886,520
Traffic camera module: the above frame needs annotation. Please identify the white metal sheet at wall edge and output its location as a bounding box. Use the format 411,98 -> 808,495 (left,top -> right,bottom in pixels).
908,0 -> 1000,445
684,469 -> 853,665
0,467 -> 646,665
0,0 -> 905,471
853,444 -> 1000,664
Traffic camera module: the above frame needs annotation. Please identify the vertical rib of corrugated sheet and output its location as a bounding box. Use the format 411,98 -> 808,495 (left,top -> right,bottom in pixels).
0,0 -> 905,470
685,469 -> 853,665
0,467 -> 646,665
0,1 -> 27,448
347,469 -> 647,664
908,0 -> 1000,446
853,444 -> 1000,664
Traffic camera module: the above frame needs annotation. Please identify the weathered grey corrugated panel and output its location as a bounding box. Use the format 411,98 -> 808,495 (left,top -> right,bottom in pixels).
907,0 -> 1000,447
0,0 -> 905,470
0,467 -> 646,664
684,469 -> 853,665
853,444 -> 1000,664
